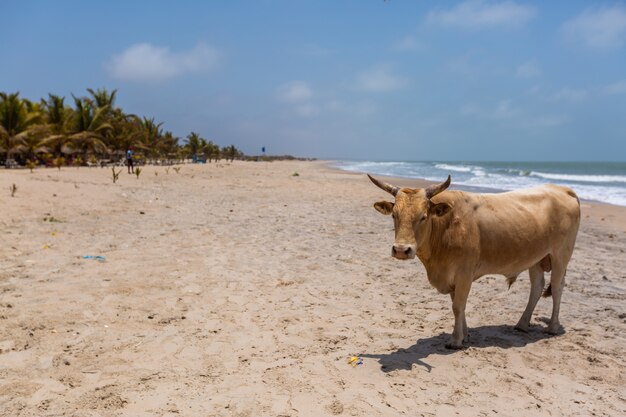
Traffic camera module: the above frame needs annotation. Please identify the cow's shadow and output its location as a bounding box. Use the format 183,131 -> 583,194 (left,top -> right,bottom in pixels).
361,321 -> 560,373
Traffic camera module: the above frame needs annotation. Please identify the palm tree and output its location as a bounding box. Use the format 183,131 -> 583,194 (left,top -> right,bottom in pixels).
1,89 -> 240,167
137,117 -> 164,161
39,94 -> 72,158
105,109 -> 142,157
66,95 -> 111,159
87,88 -> 117,113
159,131 -> 180,162
222,144 -> 240,162
186,132 -> 201,159
0,92 -> 43,165
12,132 -> 50,162
201,140 -> 217,162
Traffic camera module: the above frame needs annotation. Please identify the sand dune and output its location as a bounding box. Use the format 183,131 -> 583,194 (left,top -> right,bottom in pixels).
1,161 -> 625,416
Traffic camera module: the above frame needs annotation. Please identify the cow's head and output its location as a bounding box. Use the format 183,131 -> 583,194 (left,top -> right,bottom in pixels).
369,174 -> 451,260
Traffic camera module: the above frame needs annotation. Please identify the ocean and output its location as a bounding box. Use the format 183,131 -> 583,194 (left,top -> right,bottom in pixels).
334,161 -> 626,207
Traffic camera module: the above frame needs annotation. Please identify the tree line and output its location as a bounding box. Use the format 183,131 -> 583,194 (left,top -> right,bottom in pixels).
0,89 -> 243,167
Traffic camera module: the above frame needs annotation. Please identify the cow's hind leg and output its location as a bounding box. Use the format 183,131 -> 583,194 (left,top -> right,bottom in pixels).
515,264 -> 544,332
546,262 -> 566,335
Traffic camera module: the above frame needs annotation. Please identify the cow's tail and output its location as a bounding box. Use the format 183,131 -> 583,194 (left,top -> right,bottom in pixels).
506,276 -> 518,289
566,188 -> 580,206
542,271 -> 567,298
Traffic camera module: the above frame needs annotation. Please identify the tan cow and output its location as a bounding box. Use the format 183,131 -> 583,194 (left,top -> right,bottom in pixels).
369,174 -> 580,349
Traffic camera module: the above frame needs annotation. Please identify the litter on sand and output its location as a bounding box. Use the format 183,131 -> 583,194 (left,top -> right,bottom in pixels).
82,255 -> 106,262
348,356 -> 363,367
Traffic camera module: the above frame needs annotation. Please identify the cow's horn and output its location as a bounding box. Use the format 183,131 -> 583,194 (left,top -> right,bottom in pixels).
425,175 -> 451,199
368,174 -> 399,196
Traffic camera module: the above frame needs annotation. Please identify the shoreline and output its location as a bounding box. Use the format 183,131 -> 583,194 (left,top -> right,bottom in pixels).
326,160 -> 626,208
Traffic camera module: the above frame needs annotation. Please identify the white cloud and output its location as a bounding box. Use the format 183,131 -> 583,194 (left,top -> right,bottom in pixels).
325,100 -> 346,112
561,6 -> 626,50
460,99 -> 519,119
529,116 -> 567,128
445,51 -> 505,78
460,103 -> 482,116
516,61 -> 541,78
392,35 -> 426,52
277,81 -> 313,102
602,80 -> 626,95
107,42 -> 220,81
551,87 -> 588,103
353,101 -> 378,116
298,44 -> 335,57
354,65 -> 408,92
295,104 -> 319,117
493,99 -> 518,118
427,0 -> 535,29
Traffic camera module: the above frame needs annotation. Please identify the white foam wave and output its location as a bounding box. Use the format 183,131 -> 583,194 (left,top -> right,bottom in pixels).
434,163 -> 474,173
531,171 -> 626,184
335,160 -> 626,206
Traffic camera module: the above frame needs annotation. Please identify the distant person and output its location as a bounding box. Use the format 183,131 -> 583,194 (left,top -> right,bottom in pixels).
126,147 -> 134,174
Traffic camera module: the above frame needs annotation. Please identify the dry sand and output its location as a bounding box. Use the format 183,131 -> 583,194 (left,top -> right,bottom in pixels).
0,160 -> 625,417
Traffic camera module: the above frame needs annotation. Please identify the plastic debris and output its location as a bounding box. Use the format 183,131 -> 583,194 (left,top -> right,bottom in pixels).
82,255 -> 106,262
348,356 -> 363,367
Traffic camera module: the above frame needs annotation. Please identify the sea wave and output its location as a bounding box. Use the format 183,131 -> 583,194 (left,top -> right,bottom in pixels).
335,160 -> 626,207
434,163 -> 474,173
530,171 -> 626,184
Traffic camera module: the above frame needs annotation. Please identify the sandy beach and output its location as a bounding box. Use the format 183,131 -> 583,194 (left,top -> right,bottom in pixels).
1,160 -> 625,416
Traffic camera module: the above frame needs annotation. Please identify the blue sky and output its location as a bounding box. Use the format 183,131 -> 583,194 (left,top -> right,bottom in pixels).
1,0 -> 626,161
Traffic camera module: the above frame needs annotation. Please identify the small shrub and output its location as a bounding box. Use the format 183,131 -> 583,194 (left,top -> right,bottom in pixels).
135,167 -> 142,179
173,167 -> 181,174
10,184 -> 17,197
72,156 -> 83,168
26,160 -> 36,173
54,156 -> 65,170
292,172 -> 299,177
111,167 -> 121,183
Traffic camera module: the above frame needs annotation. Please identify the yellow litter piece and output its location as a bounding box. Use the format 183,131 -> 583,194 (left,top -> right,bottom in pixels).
348,356 -> 363,367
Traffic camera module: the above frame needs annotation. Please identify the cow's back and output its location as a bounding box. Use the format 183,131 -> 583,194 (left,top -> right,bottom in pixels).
430,185 -> 580,278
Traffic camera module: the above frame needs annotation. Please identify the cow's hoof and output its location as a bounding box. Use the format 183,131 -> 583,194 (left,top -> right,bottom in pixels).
445,342 -> 465,350
546,325 -> 562,335
514,324 -> 529,333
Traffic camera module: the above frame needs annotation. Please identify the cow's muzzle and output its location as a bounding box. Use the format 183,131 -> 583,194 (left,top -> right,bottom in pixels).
392,244 -> 416,260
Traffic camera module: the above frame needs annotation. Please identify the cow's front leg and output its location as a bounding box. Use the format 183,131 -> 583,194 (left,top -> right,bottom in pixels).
449,291 -> 469,342
446,281 -> 471,350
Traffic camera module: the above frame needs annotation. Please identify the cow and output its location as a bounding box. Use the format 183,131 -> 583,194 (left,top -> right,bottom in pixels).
368,174 -> 580,349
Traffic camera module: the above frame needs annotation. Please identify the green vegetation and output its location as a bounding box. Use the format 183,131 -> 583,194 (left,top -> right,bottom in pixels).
0,89 -> 244,168
111,167 -> 121,183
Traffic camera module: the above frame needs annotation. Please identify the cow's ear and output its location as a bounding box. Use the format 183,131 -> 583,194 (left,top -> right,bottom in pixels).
374,201 -> 394,215
429,202 -> 451,217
